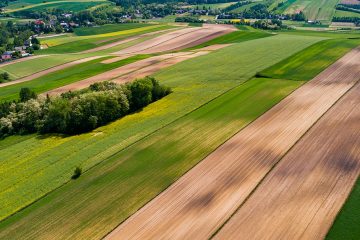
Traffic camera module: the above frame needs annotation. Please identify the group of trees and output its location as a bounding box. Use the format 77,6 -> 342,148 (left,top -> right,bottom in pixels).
333,16 -> 360,25
0,77 -> 172,137
0,72 -> 10,83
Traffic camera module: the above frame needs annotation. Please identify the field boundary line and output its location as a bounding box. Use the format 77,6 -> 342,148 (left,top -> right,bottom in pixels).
210,77 -> 360,240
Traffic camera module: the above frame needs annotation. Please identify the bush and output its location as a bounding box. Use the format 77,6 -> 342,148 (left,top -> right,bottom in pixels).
71,167 -> 82,179
19,88 -> 37,102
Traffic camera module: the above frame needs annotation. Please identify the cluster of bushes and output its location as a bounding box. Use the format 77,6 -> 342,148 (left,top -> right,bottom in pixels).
175,16 -> 203,23
333,16 -> 360,24
0,77 -> 171,137
0,72 -> 10,83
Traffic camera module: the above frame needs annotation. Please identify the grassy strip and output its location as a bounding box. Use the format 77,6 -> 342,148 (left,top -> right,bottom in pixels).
188,30 -> 272,50
74,23 -> 152,36
326,177 -> 360,240
0,78 -> 304,239
0,55 -> 150,101
0,35 -> 320,223
259,38 -> 360,81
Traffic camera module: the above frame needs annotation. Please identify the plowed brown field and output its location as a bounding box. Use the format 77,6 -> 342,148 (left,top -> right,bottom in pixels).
112,24 -> 235,55
105,47 -> 360,240
215,82 -> 360,240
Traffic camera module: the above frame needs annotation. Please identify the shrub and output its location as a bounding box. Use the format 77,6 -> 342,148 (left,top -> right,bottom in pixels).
71,167 -> 82,180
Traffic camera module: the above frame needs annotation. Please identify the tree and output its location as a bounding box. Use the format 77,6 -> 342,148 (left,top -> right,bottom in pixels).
19,88 -> 37,102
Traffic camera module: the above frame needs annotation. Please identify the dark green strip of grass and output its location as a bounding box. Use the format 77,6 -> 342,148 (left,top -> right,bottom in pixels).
188,30 -> 271,50
188,22 -> 203,27
326,177 -> 360,240
0,78 -> 304,239
259,38 -> 360,81
0,55 -> 150,102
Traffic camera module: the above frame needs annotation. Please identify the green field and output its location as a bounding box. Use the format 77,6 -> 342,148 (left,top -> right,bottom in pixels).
74,23 -> 152,36
0,77 -> 305,239
5,0 -> 109,13
259,38 -> 360,80
190,2 -> 238,9
0,55 -> 150,101
334,9 -> 360,18
326,178 -> 360,240
285,0 -> 340,22
188,30 -> 272,49
0,34 -> 321,224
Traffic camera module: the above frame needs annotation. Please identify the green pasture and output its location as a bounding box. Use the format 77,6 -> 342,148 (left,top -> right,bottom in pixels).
0,34 -> 321,224
259,38 -> 360,81
190,2 -> 237,9
74,23 -> 151,36
326,178 -> 360,240
334,10 -> 360,18
0,55 -> 150,101
188,30 -> 272,50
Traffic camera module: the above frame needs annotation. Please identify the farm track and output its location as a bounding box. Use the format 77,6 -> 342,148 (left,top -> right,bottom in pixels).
0,56 -> 103,88
105,47 -> 360,240
43,45 -> 230,95
112,24 -> 235,55
214,81 -> 360,240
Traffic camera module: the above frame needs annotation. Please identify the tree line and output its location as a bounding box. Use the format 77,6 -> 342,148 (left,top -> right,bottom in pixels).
0,77 -> 171,137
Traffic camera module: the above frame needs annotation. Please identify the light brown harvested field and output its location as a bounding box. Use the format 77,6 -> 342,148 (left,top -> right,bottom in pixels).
43,52 -> 206,95
0,56 -> 103,88
215,82 -> 360,240
113,24 -> 235,55
105,47 -> 360,240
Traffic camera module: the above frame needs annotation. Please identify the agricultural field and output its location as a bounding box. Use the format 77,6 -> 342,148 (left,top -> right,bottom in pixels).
259,38 -> 360,80
4,0 -> 110,13
0,34 -> 321,231
188,2 -> 238,9
0,55 -> 149,101
334,9 -> 360,17
0,5 -> 359,239
284,0 -> 340,22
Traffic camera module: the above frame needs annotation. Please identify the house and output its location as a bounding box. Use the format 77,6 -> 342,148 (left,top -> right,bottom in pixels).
14,46 -> 27,52
1,51 -> 14,61
69,22 -> 79,28
24,39 -> 32,48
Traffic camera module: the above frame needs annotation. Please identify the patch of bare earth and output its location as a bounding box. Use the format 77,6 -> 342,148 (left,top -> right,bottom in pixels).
104,47 -> 360,240
0,56 -> 103,88
215,82 -> 360,240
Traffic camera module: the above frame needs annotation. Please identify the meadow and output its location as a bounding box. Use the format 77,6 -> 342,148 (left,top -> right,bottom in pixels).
5,0 -> 109,13
188,30 -> 272,49
0,34 -> 321,224
334,9 -> 360,17
259,38 -> 360,80
326,178 -> 360,240
0,55 -> 150,101
74,23 -> 151,36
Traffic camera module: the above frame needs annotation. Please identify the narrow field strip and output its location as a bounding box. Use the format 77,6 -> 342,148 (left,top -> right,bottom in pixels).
0,56 -> 103,88
105,47 -> 360,240
215,82 -> 360,240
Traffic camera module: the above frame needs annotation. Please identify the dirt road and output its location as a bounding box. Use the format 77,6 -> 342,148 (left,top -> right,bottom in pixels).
215,82 -> 360,240
0,56 -> 103,88
112,24 -> 235,55
105,48 -> 360,240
